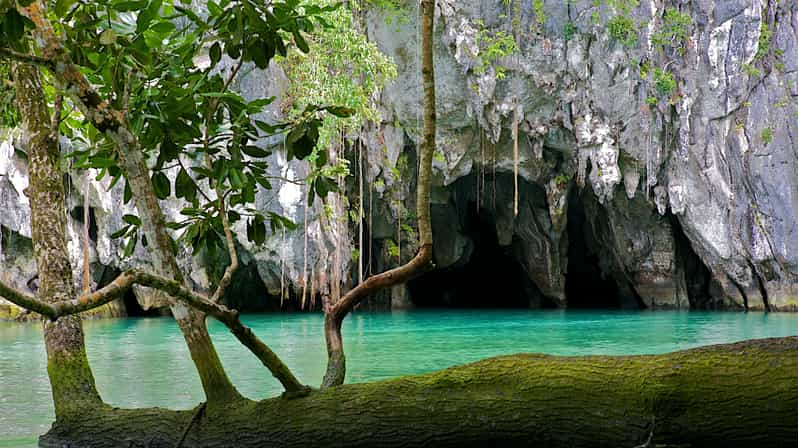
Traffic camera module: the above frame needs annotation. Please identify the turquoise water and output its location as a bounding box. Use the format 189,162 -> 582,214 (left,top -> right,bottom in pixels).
2,309 -> 798,446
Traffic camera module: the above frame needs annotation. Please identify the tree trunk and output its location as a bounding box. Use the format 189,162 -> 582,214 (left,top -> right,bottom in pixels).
116,145 -> 242,405
11,62 -> 102,418
15,0 -> 242,405
39,337 -> 798,448
321,0 -> 436,388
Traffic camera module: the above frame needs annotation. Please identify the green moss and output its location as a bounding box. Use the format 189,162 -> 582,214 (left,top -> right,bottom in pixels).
46,343 -> 102,417
0,304 -> 22,320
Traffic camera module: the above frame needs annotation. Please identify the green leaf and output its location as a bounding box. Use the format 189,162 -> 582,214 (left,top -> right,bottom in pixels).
314,176 -> 336,199
54,0 -> 78,16
241,145 -> 269,158
113,0 -> 146,10
99,29 -> 117,45
123,235 -> 137,257
209,42 -> 221,67
122,214 -> 142,226
292,30 -> 309,53
151,171 -> 171,199
150,21 -> 176,34
3,9 -> 25,42
124,181 -> 133,204
247,219 -> 266,245
110,226 -> 130,239
324,106 -> 355,118
175,168 -> 196,201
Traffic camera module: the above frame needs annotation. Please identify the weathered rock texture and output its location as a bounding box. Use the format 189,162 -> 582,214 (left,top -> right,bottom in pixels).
2,0 -> 798,315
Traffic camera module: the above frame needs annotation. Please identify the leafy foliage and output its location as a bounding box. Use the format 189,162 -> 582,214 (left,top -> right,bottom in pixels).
607,15 -> 637,47
1,0 -> 354,257
278,0 -> 396,206
0,63 -> 17,127
652,7 -> 692,56
653,68 -> 677,97
475,22 -> 518,80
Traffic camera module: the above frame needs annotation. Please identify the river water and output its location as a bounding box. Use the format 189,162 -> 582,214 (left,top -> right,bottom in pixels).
2,309 -> 798,446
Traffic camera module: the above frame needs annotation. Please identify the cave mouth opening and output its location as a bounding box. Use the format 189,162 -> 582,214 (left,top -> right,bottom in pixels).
564,188 -> 623,309
70,206 -> 98,242
407,203 -> 540,308
121,288 -> 163,317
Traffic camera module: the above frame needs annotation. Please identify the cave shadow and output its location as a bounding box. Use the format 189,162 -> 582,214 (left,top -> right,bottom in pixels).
408,203 -> 541,308
564,187 -> 624,309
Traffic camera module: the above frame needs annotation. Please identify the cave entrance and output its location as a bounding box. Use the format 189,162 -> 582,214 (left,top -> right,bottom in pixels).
564,188 -> 622,308
408,204 -> 538,308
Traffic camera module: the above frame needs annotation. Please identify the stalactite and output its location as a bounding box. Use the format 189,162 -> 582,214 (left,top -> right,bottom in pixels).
358,135 -> 364,285
310,264 -> 316,311
480,121 -> 486,210
474,117 -> 485,215
301,185 -> 309,310
368,172 -> 373,276
397,199 -> 401,265
280,227 -> 286,307
512,102 -> 520,217
82,172 -> 91,294
491,132 -> 497,209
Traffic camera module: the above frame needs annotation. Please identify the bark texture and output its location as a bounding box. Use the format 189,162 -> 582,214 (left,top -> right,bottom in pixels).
11,62 -> 101,417
40,337 -> 798,448
321,0 -> 436,388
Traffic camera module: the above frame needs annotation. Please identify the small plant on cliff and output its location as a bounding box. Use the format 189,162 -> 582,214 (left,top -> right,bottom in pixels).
364,0 -> 410,26
475,22 -> 518,80
606,0 -> 640,14
653,68 -> 677,97
743,63 -> 762,78
756,21 -> 773,60
0,64 -> 17,127
564,21 -> 577,41
761,127 -> 773,145
533,0 -> 546,29
608,15 -> 638,47
652,7 -> 692,55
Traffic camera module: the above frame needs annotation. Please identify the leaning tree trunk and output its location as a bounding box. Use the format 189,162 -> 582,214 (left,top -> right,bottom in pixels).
116,146 -> 242,404
321,0 -> 437,388
11,62 -> 102,418
16,0 -> 241,405
40,337 -> 798,448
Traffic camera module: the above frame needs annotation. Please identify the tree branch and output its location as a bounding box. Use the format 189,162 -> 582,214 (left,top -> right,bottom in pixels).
320,0 -> 437,389
0,278 -> 53,317
0,270 -> 308,394
210,189 -> 238,303
0,48 -> 53,68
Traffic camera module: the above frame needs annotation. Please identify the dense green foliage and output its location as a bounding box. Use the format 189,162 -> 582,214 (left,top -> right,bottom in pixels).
0,0 -> 360,257
278,0 -> 397,205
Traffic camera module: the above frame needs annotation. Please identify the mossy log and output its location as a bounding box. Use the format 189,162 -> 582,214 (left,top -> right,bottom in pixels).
40,337 -> 798,448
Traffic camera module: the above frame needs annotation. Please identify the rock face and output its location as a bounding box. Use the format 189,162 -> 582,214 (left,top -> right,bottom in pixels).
2,0 -> 798,316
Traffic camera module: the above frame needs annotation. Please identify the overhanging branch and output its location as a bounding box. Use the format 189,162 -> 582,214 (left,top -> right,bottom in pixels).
0,270 -> 308,394
0,48 -> 53,68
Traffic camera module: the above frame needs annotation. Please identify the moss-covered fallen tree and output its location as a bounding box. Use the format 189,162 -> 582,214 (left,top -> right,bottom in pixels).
40,337 -> 798,448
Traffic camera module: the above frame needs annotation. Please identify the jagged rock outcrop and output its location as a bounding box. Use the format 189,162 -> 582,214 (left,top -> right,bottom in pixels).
2,0 -> 798,315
